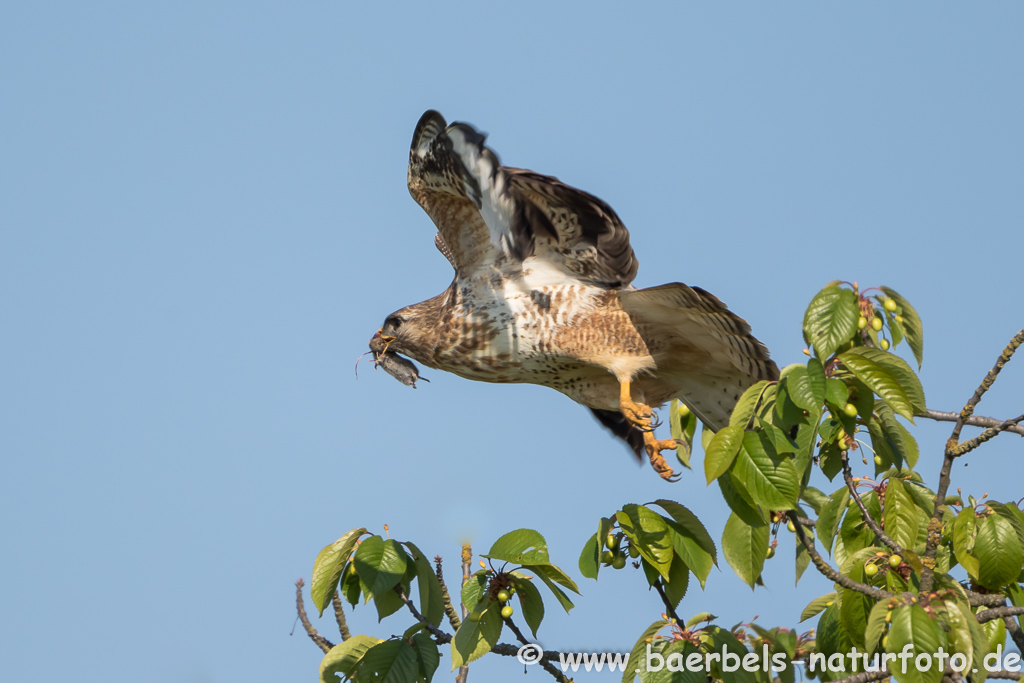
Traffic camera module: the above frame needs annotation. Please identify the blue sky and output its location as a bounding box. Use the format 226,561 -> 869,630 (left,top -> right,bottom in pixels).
2,3 -> 1022,682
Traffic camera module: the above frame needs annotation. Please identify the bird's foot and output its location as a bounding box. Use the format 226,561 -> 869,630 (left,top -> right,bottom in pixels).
643,433 -> 681,482
619,399 -> 655,432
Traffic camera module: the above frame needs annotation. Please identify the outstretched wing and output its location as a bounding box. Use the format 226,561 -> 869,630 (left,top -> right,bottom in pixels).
407,110 -> 638,288
619,283 -> 779,431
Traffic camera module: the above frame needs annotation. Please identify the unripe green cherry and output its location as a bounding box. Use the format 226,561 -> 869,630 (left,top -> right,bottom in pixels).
601,550 -> 614,564
843,403 -> 858,417
858,316 -> 868,330
501,605 -> 513,618
884,298 -> 898,312
678,403 -> 691,417
612,554 -> 627,570
605,534 -> 618,550
766,546 -> 776,559
889,554 -> 902,569
497,589 -> 510,603
871,317 -> 883,331
628,544 -> 639,558
786,520 -> 796,533
895,315 -> 904,323
874,455 -> 883,466
468,610 -> 482,622
879,339 -> 890,350
864,562 -> 879,577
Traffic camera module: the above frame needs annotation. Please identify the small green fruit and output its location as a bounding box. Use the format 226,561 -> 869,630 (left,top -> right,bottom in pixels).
601,550 -> 614,564
865,562 -> 879,577
497,589 -> 510,603
786,520 -> 796,533
871,317 -> 883,331
879,339 -> 890,350
895,315 -> 904,323
628,544 -> 639,558
605,534 -> 618,550
882,634 -> 889,649
843,403 -> 858,417
884,299 -> 898,312
468,611 -> 482,622
501,605 -> 513,618
612,554 -> 627,570
678,403 -> 691,417
766,546 -> 776,559
858,316 -> 868,329
874,455 -> 883,466
889,554 -> 902,569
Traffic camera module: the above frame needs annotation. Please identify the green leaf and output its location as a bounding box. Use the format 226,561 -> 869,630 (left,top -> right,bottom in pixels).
731,431 -> 800,510
974,512 -> 1023,590
887,604 -> 946,683
450,602 -> 502,669
953,509 -> 980,580
824,378 -> 850,410
406,541 -> 444,629
800,592 -> 837,622
801,486 -> 829,515
617,504 -> 674,581
311,528 -> 367,615
875,401 -> 919,469
839,551 -> 879,647
722,512 -> 769,589
651,500 -> 718,564
864,599 -> 889,656
806,358 -> 827,405
718,471 -> 767,525
785,366 -> 818,413
671,399 -> 698,469
795,542 -> 810,585
705,625 -> 758,683
879,287 -> 923,368
847,347 -> 925,418
482,529 -> 549,565
578,533 -> 600,580
355,639 -> 420,683
320,634 -> 381,683
989,501 -> 1024,550
643,640 -> 705,683
342,562 -> 361,607
660,554 -> 690,610
624,619 -> 670,683
816,602 -> 853,663
803,284 -> 860,360
530,564 -> 578,613
705,425 -> 744,484
652,499 -> 716,587
354,537 -> 409,603
411,632 -> 440,682
510,571 -> 545,639
817,487 -> 851,556
729,381 -> 773,428
884,479 -> 919,551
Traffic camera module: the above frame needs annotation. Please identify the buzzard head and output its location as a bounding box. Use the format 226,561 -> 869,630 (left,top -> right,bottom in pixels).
368,310 -> 432,388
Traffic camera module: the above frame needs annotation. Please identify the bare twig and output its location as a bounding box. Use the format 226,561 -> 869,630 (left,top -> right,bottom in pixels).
919,409 -> 1024,438
789,514 -> 893,600
948,413 -> 1024,457
968,590 -> 1008,607
294,579 -> 333,654
503,616 -> 572,683
921,330 -> 1024,593
1005,616 -> 1024,655
331,593 -> 351,641
434,555 -> 461,631
652,579 -> 683,624
841,451 -> 902,554
989,671 -> 1022,681
976,605 -> 1024,623
396,587 -> 451,642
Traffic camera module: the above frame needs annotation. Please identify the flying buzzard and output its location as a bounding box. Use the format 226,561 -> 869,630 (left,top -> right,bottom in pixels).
369,110 -> 778,481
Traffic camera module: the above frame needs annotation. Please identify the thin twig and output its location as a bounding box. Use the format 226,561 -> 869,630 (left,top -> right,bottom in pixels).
435,555 -> 461,631
396,587 -> 451,642
331,593 -> 351,641
841,451 -> 902,554
294,579 -> 333,654
1004,616 -> 1024,655
457,544 -> 472,683
789,513 -> 893,600
989,671 -> 1023,681
967,590 -> 1008,607
652,579 -> 683,624
503,616 -> 572,683
922,330 -> 1024,593
919,409 -> 1024,437
948,414 -> 1024,457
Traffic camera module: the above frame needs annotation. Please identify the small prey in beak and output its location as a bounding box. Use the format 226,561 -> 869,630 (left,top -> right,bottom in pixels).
367,329 -> 428,388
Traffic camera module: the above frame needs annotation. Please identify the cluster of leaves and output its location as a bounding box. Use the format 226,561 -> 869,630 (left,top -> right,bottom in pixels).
305,282 -> 1023,683
310,528 -> 577,681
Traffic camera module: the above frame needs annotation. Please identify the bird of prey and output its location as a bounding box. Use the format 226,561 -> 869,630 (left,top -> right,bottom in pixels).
369,110 -> 778,481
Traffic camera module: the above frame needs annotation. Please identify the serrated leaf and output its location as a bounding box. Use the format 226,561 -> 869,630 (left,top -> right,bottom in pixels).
354,537 -> 409,603
482,529 -> 549,565
887,604 -> 946,683
786,366 -> 818,413
355,639 -> 420,683
884,479 -> 919,551
864,600 -> 889,656
803,284 -> 860,360
722,512 -> 769,589
880,287 -> 923,368
578,533 -> 600,580
875,401 -> 920,469
661,554 -> 690,610
510,571 -> 545,639
624,619 -> 670,683
838,348 -> 922,421
311,528 -> 367,615
705,425 -> 744,484
732,431 -> 800,509
450,603 -> 503,670
718,471 -> 767,525
411,632 -> 439,682
617,504 -> 675,580
530,564 -> 578,613
975,513 -> 1023,590
800,592 -> 837,622
406,541 -> 443,629
953,509 -> 980,580
729,381 -> 773,429
817,487 -> 851,556
801,487 -> 829,514
320,634 -> 382,683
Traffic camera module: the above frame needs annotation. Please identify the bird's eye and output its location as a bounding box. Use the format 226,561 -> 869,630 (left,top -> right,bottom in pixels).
384,316 -> 403,332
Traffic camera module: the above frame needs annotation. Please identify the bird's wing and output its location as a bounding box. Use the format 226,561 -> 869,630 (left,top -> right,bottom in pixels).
407,110 -> 638,288
618,283 -> 779,431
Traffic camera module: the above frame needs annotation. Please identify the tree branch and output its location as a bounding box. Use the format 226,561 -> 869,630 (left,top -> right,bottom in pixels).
331,592 -> 351,641
975,605 -> 1024,623
922,329 -> 1024,593
503,616 -> 572,683
825,669 -> 892,683
652,578 -> 683,624
434,555 -> 462,631
948,413 -> 1024,457
968,590 -> 1008,607
841,451 -> 901,554
919,409 -> 1024,438
1005,616 -> 1024,655
396,586 -> 452,642
789,514 -> 893,600
294,579 -> 333,654
458,543 -> 472,683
